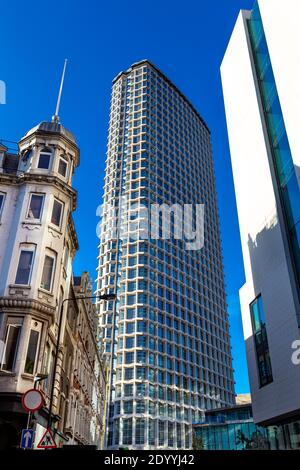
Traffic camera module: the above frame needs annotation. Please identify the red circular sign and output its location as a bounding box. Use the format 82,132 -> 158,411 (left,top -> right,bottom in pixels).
22,389 -> 44,412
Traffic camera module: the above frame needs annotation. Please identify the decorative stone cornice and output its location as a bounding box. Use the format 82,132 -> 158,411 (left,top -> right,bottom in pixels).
0,297 -> 56,318
0,173 -> 77,210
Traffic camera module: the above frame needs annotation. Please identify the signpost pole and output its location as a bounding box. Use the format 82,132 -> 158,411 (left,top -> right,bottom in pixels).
26,411 -> 31,430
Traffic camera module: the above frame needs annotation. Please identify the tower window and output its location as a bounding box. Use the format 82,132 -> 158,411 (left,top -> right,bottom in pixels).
0,192 -> 5,219
24,320 -> 42,375
135,418 -> 145,445
21,148 -> 32,163
51,199 -> 63,227
38,148 -> 52,169
0,317 -> 23,372
40,253 -> 56,291
27,194 -> 44,220
15,249 -> 35,285
58,157 -> 68,178
122,418 -> 133,445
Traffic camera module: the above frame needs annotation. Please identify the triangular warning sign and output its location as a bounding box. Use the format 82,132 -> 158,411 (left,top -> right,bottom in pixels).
37,427 -> 57,449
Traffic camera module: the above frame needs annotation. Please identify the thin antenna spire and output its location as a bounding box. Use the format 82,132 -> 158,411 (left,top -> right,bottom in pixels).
52,59 -> 68,123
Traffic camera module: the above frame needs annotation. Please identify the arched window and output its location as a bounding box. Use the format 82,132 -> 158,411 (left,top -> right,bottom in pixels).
38,147 -> 52,170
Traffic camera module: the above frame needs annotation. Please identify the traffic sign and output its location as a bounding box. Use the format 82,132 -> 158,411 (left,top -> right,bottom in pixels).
37,427 -> 57,449
22,389 -> 44,412
20,429 -> 35,449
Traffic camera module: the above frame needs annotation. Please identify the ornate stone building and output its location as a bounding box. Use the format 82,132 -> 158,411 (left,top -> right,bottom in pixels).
0,120 -> 106,449
61,273 -> 107,448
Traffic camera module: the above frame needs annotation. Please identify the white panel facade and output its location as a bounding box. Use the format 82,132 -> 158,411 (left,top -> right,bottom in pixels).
258,0 -> 300,171
221,5 -> 300,426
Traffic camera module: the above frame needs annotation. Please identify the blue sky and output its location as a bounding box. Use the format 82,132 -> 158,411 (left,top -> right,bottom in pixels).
0,0 -> 254,393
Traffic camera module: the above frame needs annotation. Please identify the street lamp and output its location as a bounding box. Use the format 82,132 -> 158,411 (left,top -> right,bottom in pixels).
47,293 -> 116,429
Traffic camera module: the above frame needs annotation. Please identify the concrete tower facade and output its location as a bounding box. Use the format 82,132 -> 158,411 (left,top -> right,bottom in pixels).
96,60 -> 235,449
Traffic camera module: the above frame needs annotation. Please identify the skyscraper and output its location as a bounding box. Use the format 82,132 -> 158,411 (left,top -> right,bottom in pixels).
221,0 -> 300,447
96,60 -> 235,449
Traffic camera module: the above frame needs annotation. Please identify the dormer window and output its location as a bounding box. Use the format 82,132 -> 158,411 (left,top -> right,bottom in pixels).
58,156 -> 68,178
21,148 -> 32,163
38,148 -> 52,169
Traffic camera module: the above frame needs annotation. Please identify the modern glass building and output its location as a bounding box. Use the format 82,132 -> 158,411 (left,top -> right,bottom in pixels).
96,60 -> 235,449
194,402 -> 300,450
221,0 -> 300,443
193,404 -> 270,450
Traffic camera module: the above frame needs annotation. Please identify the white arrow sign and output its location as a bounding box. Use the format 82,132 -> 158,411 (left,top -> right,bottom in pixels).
24,431 -> 31,447
20,429 -> 34,449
